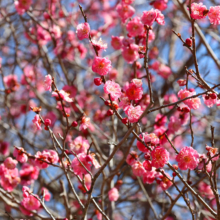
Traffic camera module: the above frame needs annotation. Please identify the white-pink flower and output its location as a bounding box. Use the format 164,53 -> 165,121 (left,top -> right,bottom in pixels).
191,3 -> 207,20
108,187 -> 119,202
52,90 -> 74,102
104,80 -> 122,101
126,17 -> 144,37
79,116 -> 91,131
4,157 -> 18,170
69,136 -> 90,154
32,115 -> 42,131
76,23 -> 90,40
125,105 -> 143,123
208,6 -> 220,25
141,9 -> 165,26
44,75 -> 52,92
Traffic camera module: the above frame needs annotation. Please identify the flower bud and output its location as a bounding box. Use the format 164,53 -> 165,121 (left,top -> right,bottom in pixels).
210,93 -> 217,99
44,119 -> 51,126
122,117 -> 128,124
106,109 -> 114,116
185,38 -> 192,47
94,78 -> 102,86
72,121 -> 78,127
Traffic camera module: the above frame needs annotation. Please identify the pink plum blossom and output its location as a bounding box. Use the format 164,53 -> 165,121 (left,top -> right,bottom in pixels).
154,113 -> 167,129
203,93 -> 217,108
126,17 -> 144,37
71,153 -> 93,177
62,85 -> 77,99
125,105 -> 143,123
208,6 -> 220,25
198,182 -> 214,199
145,133 -> 160,146
131,161 -> 146,177
20,163 -> 39,185
22,187 -> 41,211
0,141 -> 10,156
92,57 -> 112,76
143,170 -> 156,184
104,80 -> 122,101
137,133 -> 149,153
32,115 -> 42,131
126,151 -> 139,165
116,3 -> 135,23
3,75 -> 19,91
4,157 -> 18,170
111,36 -> 123,50
92,38 -> 107,53
152,0 -> 168,11
206,146 -> 219,161
198,154 -> 212,172
158,173 -> 173,190
141,9 -> 158,26
13,147 -> 28,163
122,43 -> 139,63
42,187 -> 51,201
151,147 -> 169,168
125,80 -> 143,101
176,146 -> 199,170
0,167 -> 20,192
44,75 -> 52,92
76,23 -> 90,40
141,9 -> 165,26
178,88 -> 201,110
108,187 -> 119,202
69,136 -> 90,154
15,0 -> 32,15
52,90 -> 74,102
35,150 -> 58,169
190,3 -> 207,20
78,173 -> 92,192
168,116 -> 181,134
79,116 -> 92,131
143,160 -> 152,171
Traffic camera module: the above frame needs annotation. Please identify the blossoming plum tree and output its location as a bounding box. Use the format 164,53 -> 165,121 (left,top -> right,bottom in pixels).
0,0 -> 220,219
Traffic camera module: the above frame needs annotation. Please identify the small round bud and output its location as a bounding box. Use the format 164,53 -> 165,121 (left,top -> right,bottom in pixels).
172,172 -> 176,177
182,107 -> 190,113
94,78 -> 102,86
144,153 -> 151,160
44,119 -> 51,126
187,180 -> 192,185
104,100 -> 111,106
205,95 -> 210,100
122,117 -> 128,124
156,179 -> 161,184
173,164 -> 178,170
185,38 -> 192,47
136,62 -> 141,69
72,121 -> 78,127
112,102 -> 119,110
116,180 -> 123,188
177,79 -> 186,86
106,109 -> 114,116
177,106 -> 182,112
210,93 -> 217,99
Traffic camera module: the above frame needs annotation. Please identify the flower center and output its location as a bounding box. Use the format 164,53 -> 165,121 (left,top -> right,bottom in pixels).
184,156 -> 191,162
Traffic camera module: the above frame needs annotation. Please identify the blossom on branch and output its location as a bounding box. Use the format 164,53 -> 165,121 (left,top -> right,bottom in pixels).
176,146 -> 199,170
